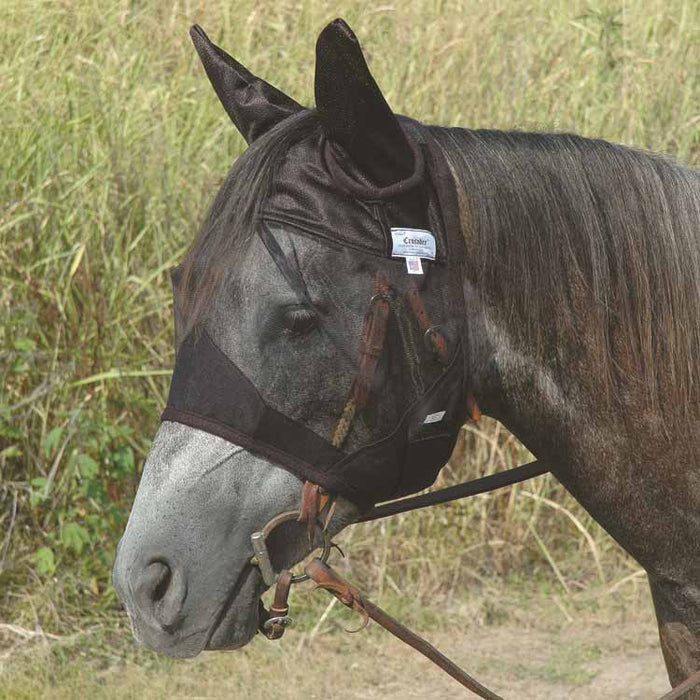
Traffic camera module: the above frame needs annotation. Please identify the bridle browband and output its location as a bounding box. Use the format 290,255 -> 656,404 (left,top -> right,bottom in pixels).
249,275 -> 700,700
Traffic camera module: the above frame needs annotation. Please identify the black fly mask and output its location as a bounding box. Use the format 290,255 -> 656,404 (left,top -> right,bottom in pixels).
163,20 -> 470,509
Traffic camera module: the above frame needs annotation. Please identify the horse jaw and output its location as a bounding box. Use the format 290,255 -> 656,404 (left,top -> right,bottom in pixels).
112,421 -> 359,657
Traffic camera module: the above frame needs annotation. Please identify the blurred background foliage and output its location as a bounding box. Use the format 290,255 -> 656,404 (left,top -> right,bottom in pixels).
1,0 -> 698,650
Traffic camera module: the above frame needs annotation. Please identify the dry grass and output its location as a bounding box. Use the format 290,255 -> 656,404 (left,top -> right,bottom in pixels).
1,571 -> 663,699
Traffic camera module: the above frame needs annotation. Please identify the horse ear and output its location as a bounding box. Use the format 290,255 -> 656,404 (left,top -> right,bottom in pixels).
314,19 -> 415,187
190,25 -> 303,144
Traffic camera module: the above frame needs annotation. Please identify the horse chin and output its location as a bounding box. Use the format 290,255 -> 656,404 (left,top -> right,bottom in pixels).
205,564 -> 266,651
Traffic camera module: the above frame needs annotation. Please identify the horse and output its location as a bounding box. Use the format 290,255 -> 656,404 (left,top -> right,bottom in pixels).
112,17 -> 700,695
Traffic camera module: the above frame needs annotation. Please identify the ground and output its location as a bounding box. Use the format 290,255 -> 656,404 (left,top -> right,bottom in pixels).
1,574 -> 672,699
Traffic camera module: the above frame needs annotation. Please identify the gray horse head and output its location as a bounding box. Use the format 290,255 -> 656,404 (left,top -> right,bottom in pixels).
112,19 -> 467,657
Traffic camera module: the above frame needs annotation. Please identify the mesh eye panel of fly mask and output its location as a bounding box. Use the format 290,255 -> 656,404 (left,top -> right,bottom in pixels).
161,19 -> 469,510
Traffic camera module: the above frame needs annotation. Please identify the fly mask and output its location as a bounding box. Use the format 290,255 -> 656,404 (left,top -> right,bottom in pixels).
162,20 -> 471,510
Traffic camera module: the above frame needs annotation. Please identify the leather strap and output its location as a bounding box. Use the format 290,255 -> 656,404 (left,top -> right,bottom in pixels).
305,558 -> 503,699
659,670 -> 700,700
257,483 -> 332,639
258,569 -> 293,640
356,460 -> 549,523
305,557 -> 700,700
298,481 -> 330,544
266,476 -> 700,700
331,272 -> 390,448
404,278 -> 448,363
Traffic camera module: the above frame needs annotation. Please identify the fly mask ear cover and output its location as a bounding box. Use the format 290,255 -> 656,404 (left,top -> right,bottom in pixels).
162,122 -> 469,510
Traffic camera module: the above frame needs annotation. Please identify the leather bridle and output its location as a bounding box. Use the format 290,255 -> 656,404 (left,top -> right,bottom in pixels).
249,274 -> 700,699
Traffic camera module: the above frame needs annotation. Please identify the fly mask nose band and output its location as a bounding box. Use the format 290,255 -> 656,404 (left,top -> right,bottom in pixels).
161,124 -> 470,510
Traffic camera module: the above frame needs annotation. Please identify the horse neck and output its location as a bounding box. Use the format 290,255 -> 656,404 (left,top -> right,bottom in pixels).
462,244 -> 700,591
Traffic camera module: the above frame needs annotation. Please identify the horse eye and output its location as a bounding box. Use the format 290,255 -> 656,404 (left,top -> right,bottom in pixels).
282,307 -> 317,337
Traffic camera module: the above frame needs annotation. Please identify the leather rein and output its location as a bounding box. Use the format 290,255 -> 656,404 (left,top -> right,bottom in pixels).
250,275 -> 700,699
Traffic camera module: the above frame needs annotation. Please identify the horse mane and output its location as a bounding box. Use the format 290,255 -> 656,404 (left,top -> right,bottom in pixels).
429,125 -> 700,422
180,111 -> 700,422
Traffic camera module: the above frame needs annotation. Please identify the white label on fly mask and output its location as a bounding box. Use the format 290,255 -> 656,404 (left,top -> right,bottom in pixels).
423,410 -> 446,424
391,228 -> 436,260
405,256 -> 423,275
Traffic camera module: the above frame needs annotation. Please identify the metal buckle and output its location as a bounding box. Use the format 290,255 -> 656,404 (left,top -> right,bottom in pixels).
369,291 -> 391,307
250,510 -> 333,587
423,325 -> 443,346
262,615 -> 293,631
423,325 -> 448,364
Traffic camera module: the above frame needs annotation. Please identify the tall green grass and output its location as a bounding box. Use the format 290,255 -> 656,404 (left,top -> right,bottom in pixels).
1,0 -> 698,646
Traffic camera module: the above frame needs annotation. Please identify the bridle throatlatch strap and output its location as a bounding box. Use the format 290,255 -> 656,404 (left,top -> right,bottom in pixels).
305,558 -> 503,700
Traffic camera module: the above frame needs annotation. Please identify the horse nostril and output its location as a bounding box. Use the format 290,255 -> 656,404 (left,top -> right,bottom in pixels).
137,559 -> 187,630
139,560 -> 172,605
151,562 -> 172,604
